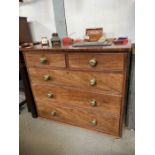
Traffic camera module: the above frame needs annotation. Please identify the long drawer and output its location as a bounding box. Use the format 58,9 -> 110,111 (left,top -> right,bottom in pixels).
32,84 -> 122,115
29,68 -> 124,95
37,103 -> 120,136
68,53 -> 125,71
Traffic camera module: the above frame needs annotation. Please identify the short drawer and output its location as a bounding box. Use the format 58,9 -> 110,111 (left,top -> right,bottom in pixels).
37,103 -> 120,136
32,84 -> 122,115
24,52 -> 66,68
29,68 -> 124,95
68,53 -> 125,71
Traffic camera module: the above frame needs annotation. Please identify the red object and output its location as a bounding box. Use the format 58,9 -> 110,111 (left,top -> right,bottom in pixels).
74,39 -> 82,43
113,39 -> 128,45
62,37 -> 73,46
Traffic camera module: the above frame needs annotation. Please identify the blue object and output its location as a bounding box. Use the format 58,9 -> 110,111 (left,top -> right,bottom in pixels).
118,37 -> 128,40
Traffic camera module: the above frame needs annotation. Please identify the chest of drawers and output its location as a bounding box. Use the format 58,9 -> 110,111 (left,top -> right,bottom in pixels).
22,44 -> 131,137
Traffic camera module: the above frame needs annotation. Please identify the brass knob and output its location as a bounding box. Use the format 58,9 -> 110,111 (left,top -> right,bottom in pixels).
47,93 -> 54,98
43,75 -> 50,81
90,99 -> 97,107
90,79 -> 96,86
40,57 -> 47,63
91,119 -> 97,126
89,58 -> 97,67
51,111 -> 56,116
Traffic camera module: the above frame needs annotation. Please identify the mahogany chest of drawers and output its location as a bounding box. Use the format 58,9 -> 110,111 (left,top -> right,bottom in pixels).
22,44 -> 131,137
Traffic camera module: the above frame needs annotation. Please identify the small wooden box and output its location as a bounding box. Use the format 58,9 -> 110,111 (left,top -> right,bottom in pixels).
86,28 -> 103,42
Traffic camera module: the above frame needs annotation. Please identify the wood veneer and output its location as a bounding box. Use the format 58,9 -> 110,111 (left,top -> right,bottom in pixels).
32,84 -> 122,115
68,53 -> 125,71
22,43 -> 131,137
28,68 -> 124,95
25,53 -> 66,68
37,103 -> 120,136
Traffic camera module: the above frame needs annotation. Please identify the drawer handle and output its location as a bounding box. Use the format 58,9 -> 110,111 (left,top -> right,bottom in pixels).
40,57 -> 47,63
51,111 -> 57,116
91,119 -> 97,126
89,58 -> 97,67
43,75 -> 50,81
90,79 -> 96,86
47,93 -> 54,98
90,99 -> 97,107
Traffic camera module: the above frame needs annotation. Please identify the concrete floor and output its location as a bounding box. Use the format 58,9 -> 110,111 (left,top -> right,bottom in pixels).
19,92 -> 135,155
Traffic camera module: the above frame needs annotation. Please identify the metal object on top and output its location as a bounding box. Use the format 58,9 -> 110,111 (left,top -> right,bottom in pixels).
51,33 -> 61,47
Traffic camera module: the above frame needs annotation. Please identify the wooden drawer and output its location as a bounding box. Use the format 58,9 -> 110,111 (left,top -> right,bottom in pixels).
32,84 -> 122,115
68,53 -> 125,71
37,103 -> 120,136
29,68 -> 124,95
24,52 -> 66,68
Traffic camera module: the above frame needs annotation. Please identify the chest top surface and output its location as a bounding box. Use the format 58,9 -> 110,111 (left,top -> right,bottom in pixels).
20,42 -> 132,53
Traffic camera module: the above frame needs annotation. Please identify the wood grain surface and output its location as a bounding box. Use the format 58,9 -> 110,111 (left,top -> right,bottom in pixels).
22,47 -> 131,137
25,52 -> 66,68
68,53 -> 125,71
28,68 -> 124,95
20,42 -> 132,52
37,103 -> 120,136
32,84 -> 122,115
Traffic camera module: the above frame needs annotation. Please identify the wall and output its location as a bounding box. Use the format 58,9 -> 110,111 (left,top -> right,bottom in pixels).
19,0 -> 56,41
64,0 -> 135,42
19,0 -> 135,42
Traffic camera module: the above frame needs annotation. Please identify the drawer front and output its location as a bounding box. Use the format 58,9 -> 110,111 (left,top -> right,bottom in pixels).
37,103 -> 120,135
25,52 -> 66,68
29,68 -> 124,95
32,84 -> 122,115
68,53 -> 125,71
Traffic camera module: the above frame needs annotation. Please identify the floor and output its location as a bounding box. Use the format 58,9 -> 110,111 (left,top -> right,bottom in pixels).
19,92 -> 135,155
